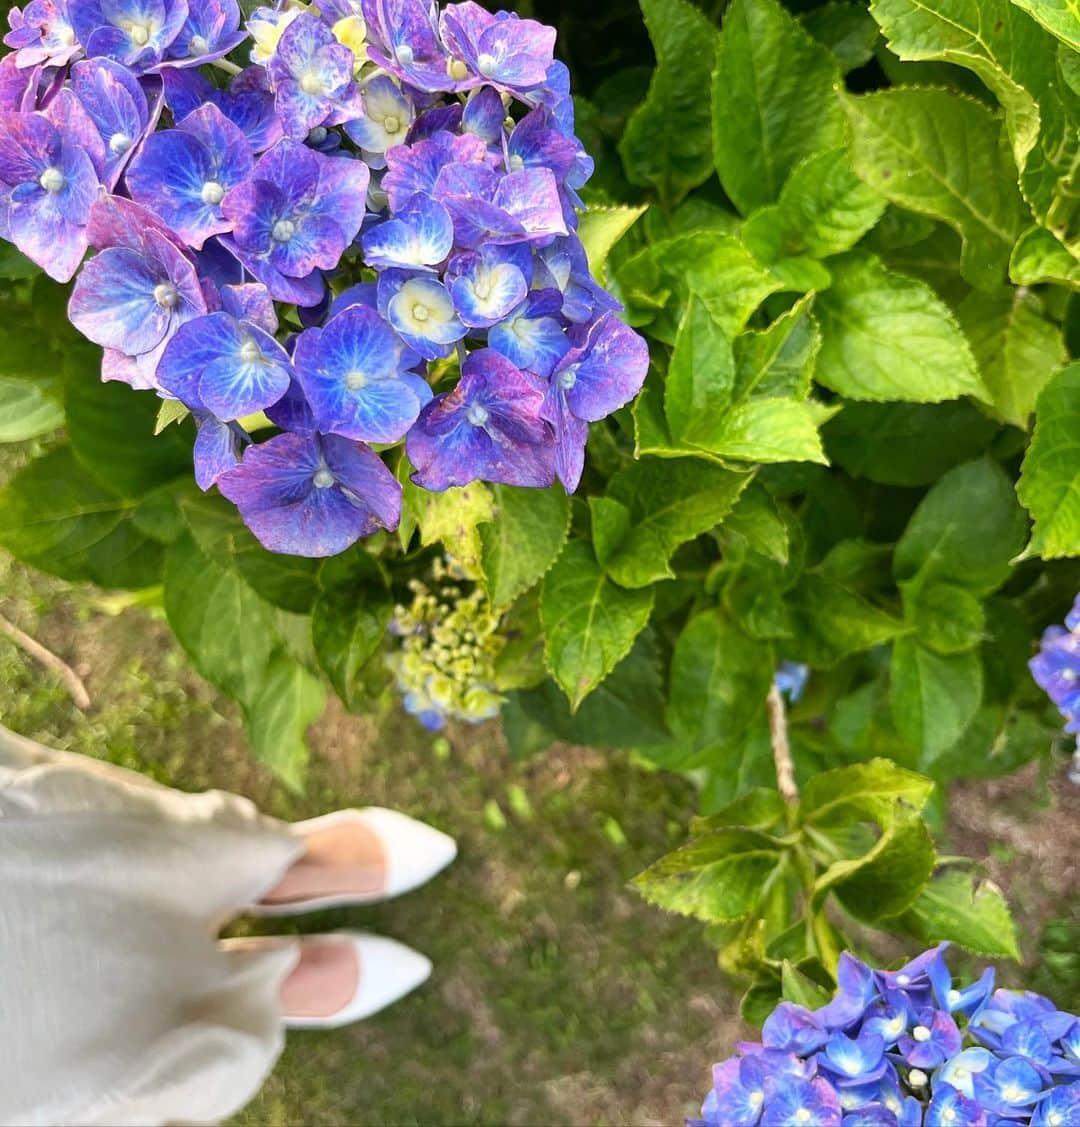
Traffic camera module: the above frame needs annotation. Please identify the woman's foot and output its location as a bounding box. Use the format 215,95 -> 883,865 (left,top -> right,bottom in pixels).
257,808 -> 457,915
280,933 -> 432,1029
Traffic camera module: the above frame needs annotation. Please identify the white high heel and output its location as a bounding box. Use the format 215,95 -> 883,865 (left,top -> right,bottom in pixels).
284,932 -> 433,1030
254,807 -> 457,917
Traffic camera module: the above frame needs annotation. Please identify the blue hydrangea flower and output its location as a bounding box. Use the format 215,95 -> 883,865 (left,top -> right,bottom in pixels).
126,103 -> 253,250
435,162 -> 568,247
438,2 -> 556,92
343,74 -> 415,164
360,0 -> 454,93
541,312 -> 650,490
898,1009 -> 963,1069
265,11 -> 360,138
406,348 -> 555,491
937,1047 -> 994,1099
162,66 -> 283,153
361,192 -> 454,272
218,431 -> 401,557
1035,1083 -> 1080,1127
192,413 -> 248,490
69,57 -> 152,189
1030,596 -> 1080,735
70,0 -> 189,72
0,109 -> 98,281
69,195 -> 207,387
166,0 -> 243,65
818,1030 -> 888,1087
924,1088 -> 986,1127
759,1076 -> 842,1127
775,661 -> 810,703
447,244 -> 530,329
221,139 -> 369,305
381,128 -> 489,211
461,83 -> 504,145
5,1 -> 82,68
156,311 -> 293,420
534,234 -> 620,324
763,1003 -> 830,1056
378,269 -> 465,360
293,302 -> 431,444
488,289 -> 569,376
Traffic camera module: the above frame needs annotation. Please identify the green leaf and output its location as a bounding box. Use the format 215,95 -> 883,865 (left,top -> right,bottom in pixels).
540,539 -> 654,709
1018,363 -> 1080,558
1010,0 -> 1080,52
479,484 -> 571,610
712,0 -> 845,214
311,549 -> 393,711
154,399 -> 191,434
1010,226 -> 1080,286
667,610 -> 775,754
692,788 -> 787,834
65,375 -> 194,498
843,88 -> 1026,287
781,961 -> 834,1009
0,446 -> 164,588
899,868 -> 1020,959
787,572 -> 908,667
619,0 -> 719,204
243,656 -> 326,791
724,482 -> 791,564
905,580 -> 986,654
703,397 -> 828,465
399,468 -> 494,576
801,758 -> 935,825
633,828 -> 783,922
890,636 -> 982,757
664,293 -> 736,445
815,805 -> 936,922
742,147 -> 886,261
815,253 -> 987,403
824,402 -> 1000,486
867,0 -> 1078,246
733,295 -> 821,401
894,458 -> 1029,593
578,204 -> 647,280
0,376 -> 63,442
601,458 -> 752,588
958,288 -> 1067,429
801,2 -> 881,72
163,532 -> 277,704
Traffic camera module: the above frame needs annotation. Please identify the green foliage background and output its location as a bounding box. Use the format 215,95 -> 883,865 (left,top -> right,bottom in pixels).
0,0 -> 1078,1012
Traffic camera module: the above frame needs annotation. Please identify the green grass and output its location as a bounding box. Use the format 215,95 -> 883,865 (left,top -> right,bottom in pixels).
0,538 -> 742,1125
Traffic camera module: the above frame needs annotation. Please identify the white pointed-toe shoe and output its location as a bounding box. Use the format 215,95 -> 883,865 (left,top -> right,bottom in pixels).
284,932 -> 433,1030
255,807 -> 457,917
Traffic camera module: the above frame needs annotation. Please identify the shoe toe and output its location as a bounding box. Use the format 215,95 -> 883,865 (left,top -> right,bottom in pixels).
360,807 -> 458,897
349,934 -> 433,1021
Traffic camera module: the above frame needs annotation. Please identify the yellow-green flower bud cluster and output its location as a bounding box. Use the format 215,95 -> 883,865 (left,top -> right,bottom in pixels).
388,562 -> 505,731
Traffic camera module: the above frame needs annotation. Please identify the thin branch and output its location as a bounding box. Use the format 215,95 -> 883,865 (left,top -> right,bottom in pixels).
767,683 -> 798,805
0,613 -> 90,711
211,57 -> 243,77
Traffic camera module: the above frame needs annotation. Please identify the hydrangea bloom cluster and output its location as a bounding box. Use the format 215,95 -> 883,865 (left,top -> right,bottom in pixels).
388,559 -> 503,729
0,0 -> 648,557
1030,595 -> 1080,782
692,944 -> 1080,1127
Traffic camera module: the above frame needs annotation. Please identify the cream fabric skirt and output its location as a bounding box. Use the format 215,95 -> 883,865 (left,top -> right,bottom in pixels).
0,725 -> 306,1127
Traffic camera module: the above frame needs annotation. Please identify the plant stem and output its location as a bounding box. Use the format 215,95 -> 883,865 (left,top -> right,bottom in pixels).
212,58 -> 243,77
0,613 -> 91,710
767,683 -> 798,806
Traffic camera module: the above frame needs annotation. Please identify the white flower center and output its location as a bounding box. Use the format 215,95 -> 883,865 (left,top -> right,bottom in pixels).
1063,668 -> 1077,681
312,467 -> 335,489
447,58 -> 468,81
887,1017 -> 904,1036
947,989 -> 962,1006
109,132 -> 131,155
508,153 -> 525,172
58,25 -> 76,46
345,370 -> 367,390
748,1092 -> 763,1107
1049,1114 -> 1063,1126
558,366 -> 579,390
301,71 -> 327,96
125,20 -> 152,46
954,1067 -> 969,1080
239,340 -> 263,364
477,52 -> 497,76
942,1110 -> 955,1125
272,219 -> 297,243
395,43 -> 414,64
1003,1085 -> 1023,1102
411,302 -> 430,323
38,167 -> 65,193
189,34 -> 209,56
466,403 -> 489,427
201,180 -> 225,205
908,1069 -> 928,1088
896,974 -> 911,986
795,1111 -> 812,1125
154,282 -> 180,309
384,114 -> 401,135
309,126 -> 328,144
913,1026 -> 931,1042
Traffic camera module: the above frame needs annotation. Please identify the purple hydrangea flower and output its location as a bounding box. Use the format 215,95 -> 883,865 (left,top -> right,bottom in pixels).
381,128 -> 490,211
1030,597 -> 1080,735
69,57 -> 153,189
166,0 -> 243,65
361,192 -> 454,272
360,0 -> 455,92
434,161 -> 568,247
69,195 -> 207,387
265,11 -> 361,139
0,110 -> 98,281
221,139 -> 369,305
447,243 -> 530,328
406,347 -> 555,490
156,311 -> 293,420
342,73 -> 414,164
541,312 -> 650,491
217,431 -> 401,557
162,66 -> 282,153
5,1 -> 81,69
378,269 -> 465,359
293,302 -> 431,443
70,0 -> 189,73
438,2 -> 555,92
125,103 -> 253,249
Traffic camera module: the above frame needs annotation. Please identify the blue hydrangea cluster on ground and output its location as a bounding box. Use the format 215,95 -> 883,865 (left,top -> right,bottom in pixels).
0,0 -> 648,557
692,944 -> 1080,1127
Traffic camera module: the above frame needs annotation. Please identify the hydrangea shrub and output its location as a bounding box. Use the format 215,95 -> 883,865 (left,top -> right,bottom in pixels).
690,944 -> 1080,1127
0,0 -> 1076,978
